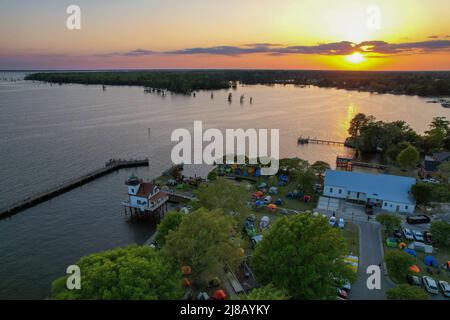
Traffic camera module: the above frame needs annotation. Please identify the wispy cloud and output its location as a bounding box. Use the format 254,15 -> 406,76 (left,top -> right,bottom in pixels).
102,40 -> 450,58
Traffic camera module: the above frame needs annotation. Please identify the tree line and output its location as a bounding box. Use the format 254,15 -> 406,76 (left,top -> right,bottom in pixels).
25,70 -> 450,96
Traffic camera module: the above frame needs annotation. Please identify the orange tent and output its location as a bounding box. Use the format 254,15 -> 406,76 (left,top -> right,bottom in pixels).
182,278 -> 192,287
212,290 -> 227,300
267,204 -> 277,211
399,242 -> 407,249
409,265 -> 420,273
181,265 -> 192,275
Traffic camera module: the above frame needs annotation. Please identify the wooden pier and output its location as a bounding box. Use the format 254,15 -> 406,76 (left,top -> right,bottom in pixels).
298,136 -> 346,146
336,156 -> 387,171
0,158 -> 149,220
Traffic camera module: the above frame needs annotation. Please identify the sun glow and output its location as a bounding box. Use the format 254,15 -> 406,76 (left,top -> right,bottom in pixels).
346,52 -> 365,64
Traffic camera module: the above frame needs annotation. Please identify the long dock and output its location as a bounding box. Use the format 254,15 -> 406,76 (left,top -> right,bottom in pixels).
298,136 -> 346,146
0,158 -> 149,220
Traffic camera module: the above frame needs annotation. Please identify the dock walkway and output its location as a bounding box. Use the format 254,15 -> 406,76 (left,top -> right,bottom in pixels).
298,136 -> 347,146
0,158 -> 149,220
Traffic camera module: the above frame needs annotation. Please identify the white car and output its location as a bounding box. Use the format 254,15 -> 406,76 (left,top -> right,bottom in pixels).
422,276 -> 439,295
329,216 -> 336,227
338,218 -> 345,229
422,178 -> 440,184
439,281 -> 450,298
403,228 -> 414,240
413,230 -> 424,242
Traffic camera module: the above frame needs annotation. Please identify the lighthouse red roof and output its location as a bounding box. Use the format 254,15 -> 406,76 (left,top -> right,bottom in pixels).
136,182 -> 156,198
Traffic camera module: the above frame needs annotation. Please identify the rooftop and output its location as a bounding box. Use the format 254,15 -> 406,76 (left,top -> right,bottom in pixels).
324,169 -> 416,205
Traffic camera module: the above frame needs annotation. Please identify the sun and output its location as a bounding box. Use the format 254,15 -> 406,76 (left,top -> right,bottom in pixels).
346,52 -> 365,64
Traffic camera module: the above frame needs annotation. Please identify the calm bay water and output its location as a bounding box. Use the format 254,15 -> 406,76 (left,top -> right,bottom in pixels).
1,71 -> 450,299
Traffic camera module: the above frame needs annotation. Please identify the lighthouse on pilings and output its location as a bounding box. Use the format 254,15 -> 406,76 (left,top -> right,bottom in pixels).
121,174 -> 169,220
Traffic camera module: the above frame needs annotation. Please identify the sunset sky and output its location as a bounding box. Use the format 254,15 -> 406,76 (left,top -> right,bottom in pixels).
0,0 -> 449,70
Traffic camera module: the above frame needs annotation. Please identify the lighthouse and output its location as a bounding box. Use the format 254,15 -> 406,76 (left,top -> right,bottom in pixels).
122,174 -> 169,219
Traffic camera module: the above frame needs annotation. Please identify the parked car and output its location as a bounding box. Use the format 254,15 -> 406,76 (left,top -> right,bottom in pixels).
413,230 -> 424,242
421,178 -> 440,184
338,218 -> 345,229
406,215 -> 431,225
336,288 -> 348,299
407,275 -> 422,287
329,216 -> 336,227
422,276 -> 439,294
438,281 -> 450,298
402,227 -> 414,240
251,234 -> 263,248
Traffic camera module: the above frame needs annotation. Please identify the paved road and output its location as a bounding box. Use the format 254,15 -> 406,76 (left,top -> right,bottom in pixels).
349,221 -> 395,299
317,200 -> 394,299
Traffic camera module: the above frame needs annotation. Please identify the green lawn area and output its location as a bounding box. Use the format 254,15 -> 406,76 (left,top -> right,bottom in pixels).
342,223 -> 359,256
381,230 -> 450,284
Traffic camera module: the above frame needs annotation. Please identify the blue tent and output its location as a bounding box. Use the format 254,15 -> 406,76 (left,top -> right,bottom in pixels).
255,200 -> 264,207
403,248 -> 417,257
275,198 -> 283,206
424,255 -> 438,268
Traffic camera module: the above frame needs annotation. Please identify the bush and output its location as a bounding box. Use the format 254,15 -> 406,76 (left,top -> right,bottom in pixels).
155,211 -> 184,246
385,250 -> 415,283
430,221 -> 450,247
387,284 -> 429,300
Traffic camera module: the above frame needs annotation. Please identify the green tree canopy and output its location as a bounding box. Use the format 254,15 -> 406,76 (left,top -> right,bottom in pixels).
155,211 -> 184,246
162,208 -> 242,285
386,284 -> 429,300
310,161 -> 331,177
376,214 -> 402,234
423,117 -> 450,152
385,250 -> 415,283
411,183 -> 433,205
252,213 -> 355,299
243,284 -> 289,300
437,160 -> 450,182
348,113 -> 373,138
192,179 -> 250,218
51,245 -> 183,300
430,221 -> 450,247
396,145 -> 419,169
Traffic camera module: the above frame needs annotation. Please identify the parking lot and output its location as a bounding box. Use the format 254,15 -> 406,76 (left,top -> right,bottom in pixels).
316,197 -> 450,300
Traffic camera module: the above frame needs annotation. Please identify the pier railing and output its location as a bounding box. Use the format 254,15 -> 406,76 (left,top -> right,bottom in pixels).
0,158 -> 149,220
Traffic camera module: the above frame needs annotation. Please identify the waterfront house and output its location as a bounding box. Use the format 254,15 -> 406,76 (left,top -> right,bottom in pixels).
323,170 -> 416,213
122,175 -> 169,213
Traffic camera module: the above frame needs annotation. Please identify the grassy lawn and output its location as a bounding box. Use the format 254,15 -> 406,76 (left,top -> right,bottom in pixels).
381,229 -> 450,284
342,223 -> 359,256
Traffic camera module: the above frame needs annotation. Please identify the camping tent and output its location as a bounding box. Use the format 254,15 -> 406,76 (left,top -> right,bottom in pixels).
212,290 -> 227,300
269,186 -> 278,194
408,241 -> 433,253
275,198 -> 283,205
260,216 -> 270,230
386,238 -> 397,248
255,200 -> 264,207
409,265 -> 420,273
404,248 -> 417,257
424,256 -> 438,268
